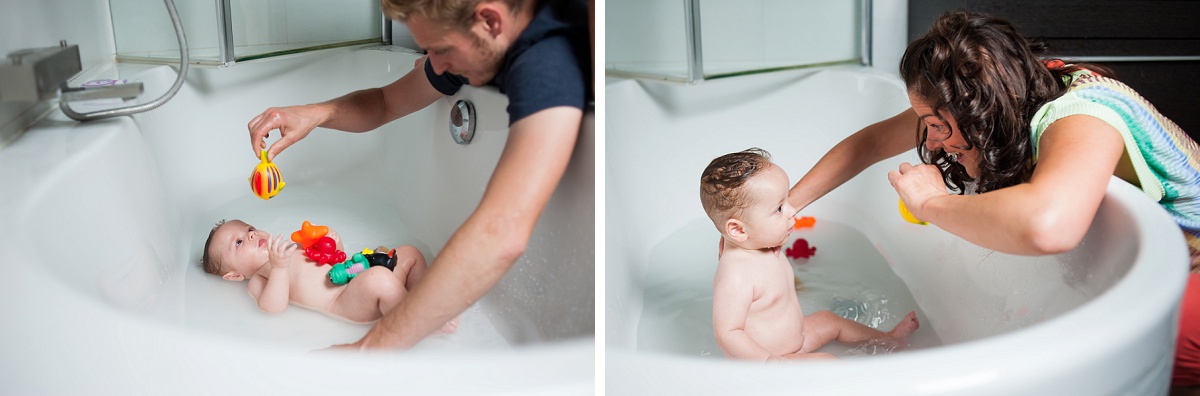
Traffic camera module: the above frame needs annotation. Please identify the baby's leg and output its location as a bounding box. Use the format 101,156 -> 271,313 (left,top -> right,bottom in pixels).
387,245 -> 427,291
799,310 -> 919,353
327,267 -> 404,323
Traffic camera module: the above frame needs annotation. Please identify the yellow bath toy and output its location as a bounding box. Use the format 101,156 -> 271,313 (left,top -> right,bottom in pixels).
898,198 -> 928,225
249,150 -> 285,200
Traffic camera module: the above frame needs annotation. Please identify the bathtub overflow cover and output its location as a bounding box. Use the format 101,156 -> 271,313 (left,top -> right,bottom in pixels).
450,99 -> 476,145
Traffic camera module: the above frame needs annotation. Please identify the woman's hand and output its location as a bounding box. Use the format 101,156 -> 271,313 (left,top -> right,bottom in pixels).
887,162 -> 948,220
247,105 -> 323,161
268,234 -> 297,271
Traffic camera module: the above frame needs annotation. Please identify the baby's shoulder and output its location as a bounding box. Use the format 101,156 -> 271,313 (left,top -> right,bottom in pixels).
715,252 -> 763,281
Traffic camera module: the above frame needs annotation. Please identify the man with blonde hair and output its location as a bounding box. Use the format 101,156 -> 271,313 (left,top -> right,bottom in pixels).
246,0 -> 590,350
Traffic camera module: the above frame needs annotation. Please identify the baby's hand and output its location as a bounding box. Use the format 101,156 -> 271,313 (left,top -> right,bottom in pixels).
268,234 -> 298,270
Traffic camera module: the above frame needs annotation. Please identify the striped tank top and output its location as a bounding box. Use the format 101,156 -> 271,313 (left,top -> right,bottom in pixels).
1029,69 -> 1200,269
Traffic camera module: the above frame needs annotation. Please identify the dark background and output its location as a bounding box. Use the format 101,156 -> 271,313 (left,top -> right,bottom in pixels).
909,0 -> 1200,142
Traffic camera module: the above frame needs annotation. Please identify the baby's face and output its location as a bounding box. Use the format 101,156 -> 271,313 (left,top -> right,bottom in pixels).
211,220 -> 271,279
738,164 -> 796,249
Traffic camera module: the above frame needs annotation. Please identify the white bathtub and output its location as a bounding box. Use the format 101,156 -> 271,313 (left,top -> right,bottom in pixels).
605,67 -> 1189,394
0,47 -> 593,394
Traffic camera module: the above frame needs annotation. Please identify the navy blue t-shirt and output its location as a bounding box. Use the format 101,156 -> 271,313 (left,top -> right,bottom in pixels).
425,0 -> 591,125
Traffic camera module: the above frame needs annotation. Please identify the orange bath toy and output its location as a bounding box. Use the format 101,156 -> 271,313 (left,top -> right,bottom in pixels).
249,150 -> 285,200
793,216 -> 816,229
290,220 -> 329,249
290,221 -> 345,265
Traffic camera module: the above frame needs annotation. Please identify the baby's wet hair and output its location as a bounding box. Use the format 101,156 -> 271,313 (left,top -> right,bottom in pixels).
200,219 -> 228,275
700,148 -> 773,224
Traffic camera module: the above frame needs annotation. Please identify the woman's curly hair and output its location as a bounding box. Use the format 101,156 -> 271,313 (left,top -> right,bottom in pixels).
899,11 -> 1110,194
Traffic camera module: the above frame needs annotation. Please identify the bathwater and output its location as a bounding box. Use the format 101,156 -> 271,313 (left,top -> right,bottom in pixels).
636,217 -> 943,358
183,185 -> 509,351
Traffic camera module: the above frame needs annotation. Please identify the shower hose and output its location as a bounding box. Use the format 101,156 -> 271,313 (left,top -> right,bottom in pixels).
60,0 -> 188,121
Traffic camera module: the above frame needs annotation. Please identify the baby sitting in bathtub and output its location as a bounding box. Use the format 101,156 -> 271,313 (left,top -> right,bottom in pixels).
200,219 -> 457,331
700,148 -> 918,361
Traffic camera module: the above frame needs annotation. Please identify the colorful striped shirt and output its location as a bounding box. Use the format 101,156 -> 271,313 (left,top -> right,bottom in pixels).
1029,69 -> 1200,266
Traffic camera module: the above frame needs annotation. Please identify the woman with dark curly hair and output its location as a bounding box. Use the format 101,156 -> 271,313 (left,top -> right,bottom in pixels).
787,10 -> 1200,388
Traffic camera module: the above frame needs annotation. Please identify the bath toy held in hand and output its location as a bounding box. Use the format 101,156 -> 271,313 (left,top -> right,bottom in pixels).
794,216 -> 816,229
249,150 -> 285,200
785,238 -> 817,259
898,198 -> 929,225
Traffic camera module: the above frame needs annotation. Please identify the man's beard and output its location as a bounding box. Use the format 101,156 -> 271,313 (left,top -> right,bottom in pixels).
467,34 -> 505,86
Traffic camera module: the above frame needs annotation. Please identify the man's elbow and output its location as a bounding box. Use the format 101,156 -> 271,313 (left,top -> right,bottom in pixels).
481,215 -> 532,267
497,229 -> 530,266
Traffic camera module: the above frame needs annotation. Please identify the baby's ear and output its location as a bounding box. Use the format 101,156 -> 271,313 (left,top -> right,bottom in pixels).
725,218 -> 748,243
222,272 -> 246,282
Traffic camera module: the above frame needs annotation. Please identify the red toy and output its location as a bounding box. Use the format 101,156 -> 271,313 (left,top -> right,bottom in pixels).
290,221 -> 346,265
305,236 -> 346,265
786,238 -> 817,259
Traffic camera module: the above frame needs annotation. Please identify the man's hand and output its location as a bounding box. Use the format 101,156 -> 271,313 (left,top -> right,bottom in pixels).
247,105 -> 324,161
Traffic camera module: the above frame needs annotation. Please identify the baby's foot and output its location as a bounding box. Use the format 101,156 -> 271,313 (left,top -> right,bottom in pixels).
885,311 -> 920,348
439,316 -> 460,333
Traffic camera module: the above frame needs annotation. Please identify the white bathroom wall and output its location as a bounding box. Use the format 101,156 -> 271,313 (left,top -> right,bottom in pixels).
872,0 -> 908,76
108,0 -> 218,57
699,0 -> 860,75
604,0 -> 691,79
391,20 -> 420,51
0,0 -> 115,147
605,0 -> 908,80
109,0 -> 380,59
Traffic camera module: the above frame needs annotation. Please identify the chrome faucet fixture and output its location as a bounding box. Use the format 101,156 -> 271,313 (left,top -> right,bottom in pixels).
0,0 -> 186,122
0,42 -> 145,104
450,99 -> 476,145
0,41 -> 82,103
60,81 -> 145,102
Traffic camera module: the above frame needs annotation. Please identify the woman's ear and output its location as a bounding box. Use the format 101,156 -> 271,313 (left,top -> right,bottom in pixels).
223,272 -> 245,282
725,218 -> 748,243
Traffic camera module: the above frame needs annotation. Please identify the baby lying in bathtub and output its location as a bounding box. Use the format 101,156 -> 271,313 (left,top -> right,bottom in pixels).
700,148 -> 918,361
200,219 -> 457,331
